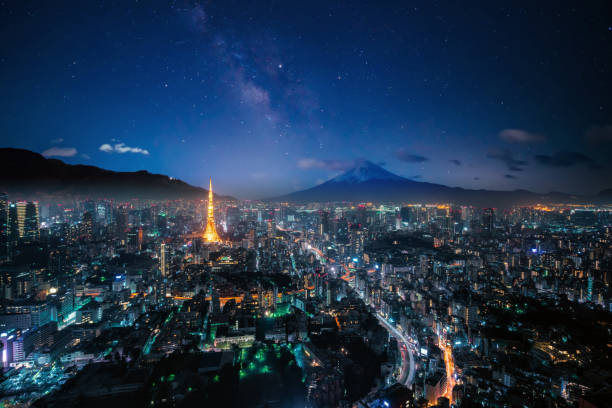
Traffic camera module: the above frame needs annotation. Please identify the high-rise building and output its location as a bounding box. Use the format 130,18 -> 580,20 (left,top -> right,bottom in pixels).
16,201 -> 27,238
160,241 -> 168,277
15,201 -> 39,241
267,219 -> 276,239
318,211 -> 330,236
482,208 -> 495,234
203,177 -> 221,242
24,201 -> 39,241
225,206 -> 241,232
0,193 -> 7,259
81,211 -> 93,241
115,206 -> 128,241
8,203 -> 19,246
349,227 -> 364,256
138,226 -> 143,251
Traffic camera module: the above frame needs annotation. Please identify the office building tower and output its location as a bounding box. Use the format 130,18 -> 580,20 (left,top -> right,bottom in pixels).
482,208 -> 495,234
14,201 -> 39,241
225,206 -> 241,232
267,219 -> 276,239
0,193 -> 7,259
160,242 -> 168,277
81,212 -> 93,241
24,201 -> 39,241
8,203 -> 18,246
319,211 -> 330,236
16,201 -> 27,238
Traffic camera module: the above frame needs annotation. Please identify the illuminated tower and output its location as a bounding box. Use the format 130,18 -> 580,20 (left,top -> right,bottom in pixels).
203,177 -> 221,242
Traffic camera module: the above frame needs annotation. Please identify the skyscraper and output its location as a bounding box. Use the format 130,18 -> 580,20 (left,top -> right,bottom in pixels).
16,201 -> 27,238
160,241 -> 168,277
267,219 -> 276,239
24,202 -> 40,241
81,211 -> 93,241
482,208 -> 495,235
8,203 -> 18,246
15,201 -> 39,241
225,206 -> 241,233
0,193 -> 7,259
318,210 -> 330,236
203,177 -> 221,242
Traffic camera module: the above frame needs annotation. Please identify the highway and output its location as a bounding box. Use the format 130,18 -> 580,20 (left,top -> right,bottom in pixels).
302,239 -> 416,387
375,313 -> 415,386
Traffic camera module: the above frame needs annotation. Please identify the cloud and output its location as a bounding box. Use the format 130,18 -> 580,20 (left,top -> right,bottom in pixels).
534,151 -> 600,168
499,129 -> 546,143
297,158 -> 356,171
504,174 -> 517,179
486,148 -> 527,171
449,159 -> 462,166
42,147 -> 78,157
50,138 -> 64,144
585,125 -> 612,143
99,143 -> 149,155
473,177 -> 480,180
395,148 -> 429,163
80,153 -> 90,160
411,175 -> 422,179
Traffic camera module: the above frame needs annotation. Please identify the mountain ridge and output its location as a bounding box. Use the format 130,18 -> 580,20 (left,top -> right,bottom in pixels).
0,148 -> 232,201
273,160 -> 600,207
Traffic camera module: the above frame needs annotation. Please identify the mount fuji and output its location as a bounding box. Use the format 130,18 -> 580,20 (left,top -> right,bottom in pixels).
273,160 -> 583,207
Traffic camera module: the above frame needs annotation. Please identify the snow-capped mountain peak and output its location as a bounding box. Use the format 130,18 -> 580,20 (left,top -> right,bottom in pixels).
331,160 -> 405,183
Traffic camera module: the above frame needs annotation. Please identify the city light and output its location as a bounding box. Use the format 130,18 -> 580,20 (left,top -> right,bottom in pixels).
0,4 -> 607,406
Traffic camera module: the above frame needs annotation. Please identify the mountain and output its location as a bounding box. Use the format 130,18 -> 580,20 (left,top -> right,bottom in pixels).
0,148 -> 229,201
331,160 -> 405,183
273,160 -> 588,207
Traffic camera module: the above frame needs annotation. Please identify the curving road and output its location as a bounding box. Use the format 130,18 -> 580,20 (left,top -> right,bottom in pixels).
375,313 -> 415,386
303,241 -> 415,386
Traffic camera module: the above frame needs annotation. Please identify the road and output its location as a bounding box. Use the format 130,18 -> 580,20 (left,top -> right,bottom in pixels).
439,335 -> 456,404
375,313 -> 415,386
303,240 -> 416,387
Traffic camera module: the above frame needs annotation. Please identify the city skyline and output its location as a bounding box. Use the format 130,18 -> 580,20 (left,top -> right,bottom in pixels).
1,1 -> 611,198
1,3 -> 612,408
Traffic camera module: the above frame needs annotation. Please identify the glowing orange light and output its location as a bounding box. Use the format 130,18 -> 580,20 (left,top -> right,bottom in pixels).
203,177 -> 222,242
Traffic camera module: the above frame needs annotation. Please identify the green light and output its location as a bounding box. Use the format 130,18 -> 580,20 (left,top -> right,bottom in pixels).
167,374 -> 176,381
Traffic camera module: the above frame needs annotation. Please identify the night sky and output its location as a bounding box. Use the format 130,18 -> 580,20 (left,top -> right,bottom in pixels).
1,1 -> 611,198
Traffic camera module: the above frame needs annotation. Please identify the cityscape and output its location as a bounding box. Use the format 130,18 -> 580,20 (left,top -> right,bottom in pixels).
1,1 -> 612,408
